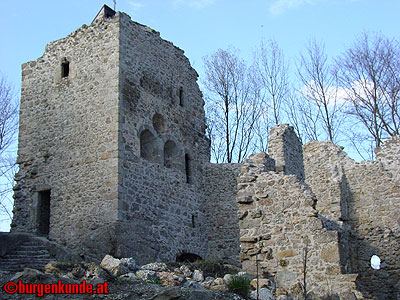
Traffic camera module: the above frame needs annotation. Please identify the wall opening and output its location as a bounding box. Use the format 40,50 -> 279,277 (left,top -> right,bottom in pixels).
176,253 -> 202,263
179,87 -> 184,106
191,214 -> 195,228
37,190 -> 51,236
164,140 -> 179,169
371,255 -> 381,270
185,154 -> 192,184
140,130 -> 159,163
61,59 -> 70,78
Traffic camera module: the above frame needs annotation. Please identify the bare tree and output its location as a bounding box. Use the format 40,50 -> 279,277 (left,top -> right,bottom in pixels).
203,48 -> 264,163
0,74 -> 19,224
335,32 -> 400,148
297,39 -> 344,142
284,90 -> 319,143
256,39 -> 289,125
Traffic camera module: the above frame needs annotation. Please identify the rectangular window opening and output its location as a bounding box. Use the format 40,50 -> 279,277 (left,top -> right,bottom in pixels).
179,87 -> 184,107
191,214 -> 195,228
185,154 -> 192,184
61,61 -> 70,78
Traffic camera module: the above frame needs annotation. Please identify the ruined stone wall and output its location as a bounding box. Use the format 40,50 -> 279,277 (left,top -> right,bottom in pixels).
115,13 -> 210,264
203,163 -> 241,264
343,158 -> 400,299
12,15 -> 121,260
268,124 -> 304,182
238,134 -> 359,298
376,135 -> 400,182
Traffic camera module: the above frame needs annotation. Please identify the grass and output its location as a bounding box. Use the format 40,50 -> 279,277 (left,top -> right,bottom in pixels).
226,275 -> 251,298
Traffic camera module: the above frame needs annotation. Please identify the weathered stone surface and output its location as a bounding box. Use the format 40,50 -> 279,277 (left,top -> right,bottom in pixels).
119,272 -> 139,281
11,268 -> 44,282
250,278 -> 273,289
179,265 -> 192,278
120,257 -> 138,271
136,270 -> 157,281
183,280 -> 205,289
192,269 -> 204,282
150,287 -> 181,300
223,274 -> 233,284
276,250 -> 295,259
142,262 -> 168,272
250,288 -> 275,300
321,245 -> 339,263
100,255 -> 129,276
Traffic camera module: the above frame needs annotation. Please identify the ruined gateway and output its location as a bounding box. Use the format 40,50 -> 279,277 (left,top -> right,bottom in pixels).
11,5 -> 400,299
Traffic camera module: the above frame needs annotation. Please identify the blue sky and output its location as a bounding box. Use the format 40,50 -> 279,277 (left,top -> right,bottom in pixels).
1,0 -> 400,89
0,0 -> 399,230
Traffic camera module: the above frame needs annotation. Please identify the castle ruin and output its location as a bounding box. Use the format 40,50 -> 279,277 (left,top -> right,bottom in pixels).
10,6 -> 400,299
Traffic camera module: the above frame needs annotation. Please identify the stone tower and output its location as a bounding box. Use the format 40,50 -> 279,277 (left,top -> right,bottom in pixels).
12,6 -> 210,264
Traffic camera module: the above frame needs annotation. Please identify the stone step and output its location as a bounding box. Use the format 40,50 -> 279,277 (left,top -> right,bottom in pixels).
19,245 -> 49,251
0,260 -> 52,271
4,251 -> 51,257
1,257 -> 52,264
0,240 -> 54,272
6,250 -> 51,256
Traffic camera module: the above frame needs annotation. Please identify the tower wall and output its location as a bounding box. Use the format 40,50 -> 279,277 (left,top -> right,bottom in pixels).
12,15 -> 121,260
114,13 -> 210,263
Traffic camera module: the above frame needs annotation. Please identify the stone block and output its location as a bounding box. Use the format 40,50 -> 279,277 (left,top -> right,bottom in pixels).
276,249 -> 295,259
321,245 -> 340,263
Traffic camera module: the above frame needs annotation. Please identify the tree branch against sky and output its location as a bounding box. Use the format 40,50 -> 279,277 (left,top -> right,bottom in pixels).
335,32 -> 400,149
296,39 -> 346,143
203,48 -> 264,163
0,74 -> 19,224
256,39 -> 289,126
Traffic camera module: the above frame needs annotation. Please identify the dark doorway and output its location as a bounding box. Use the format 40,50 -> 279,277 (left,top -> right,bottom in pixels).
61,60 -> 69,78
176,252 -> 202,263
37,190 -> 51,236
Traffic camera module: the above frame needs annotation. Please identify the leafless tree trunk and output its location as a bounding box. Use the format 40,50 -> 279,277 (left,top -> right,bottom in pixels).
335,32 -> 400,148
203,48 -> 264,163
256,39 -> 289,126
0,74 -> 19,224
297,39 -> 344,142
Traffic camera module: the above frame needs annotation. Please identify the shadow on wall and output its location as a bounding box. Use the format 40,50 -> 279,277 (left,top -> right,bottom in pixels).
339,172 -> 399,299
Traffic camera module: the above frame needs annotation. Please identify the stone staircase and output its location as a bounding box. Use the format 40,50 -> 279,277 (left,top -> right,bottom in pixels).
0,240 -> 53,272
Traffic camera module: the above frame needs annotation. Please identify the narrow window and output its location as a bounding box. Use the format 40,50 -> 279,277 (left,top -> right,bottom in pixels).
191,214 -> 195,228
185,154 -> 192,184
37,190 -> 51,236
61,60 -> 70,78
179,87 -> 184,106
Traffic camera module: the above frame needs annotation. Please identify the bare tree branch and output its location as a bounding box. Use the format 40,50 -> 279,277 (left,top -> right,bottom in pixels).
335,32 -> 400,148
0,73 -> 19,224
203,48 -> 266,163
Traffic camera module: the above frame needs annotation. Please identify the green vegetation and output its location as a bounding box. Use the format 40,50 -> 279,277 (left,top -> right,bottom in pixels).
226,275 -> 251,298
148,277 -> 161,285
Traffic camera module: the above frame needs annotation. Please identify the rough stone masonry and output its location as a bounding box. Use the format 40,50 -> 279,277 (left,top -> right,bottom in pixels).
10,5 -> 400,300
